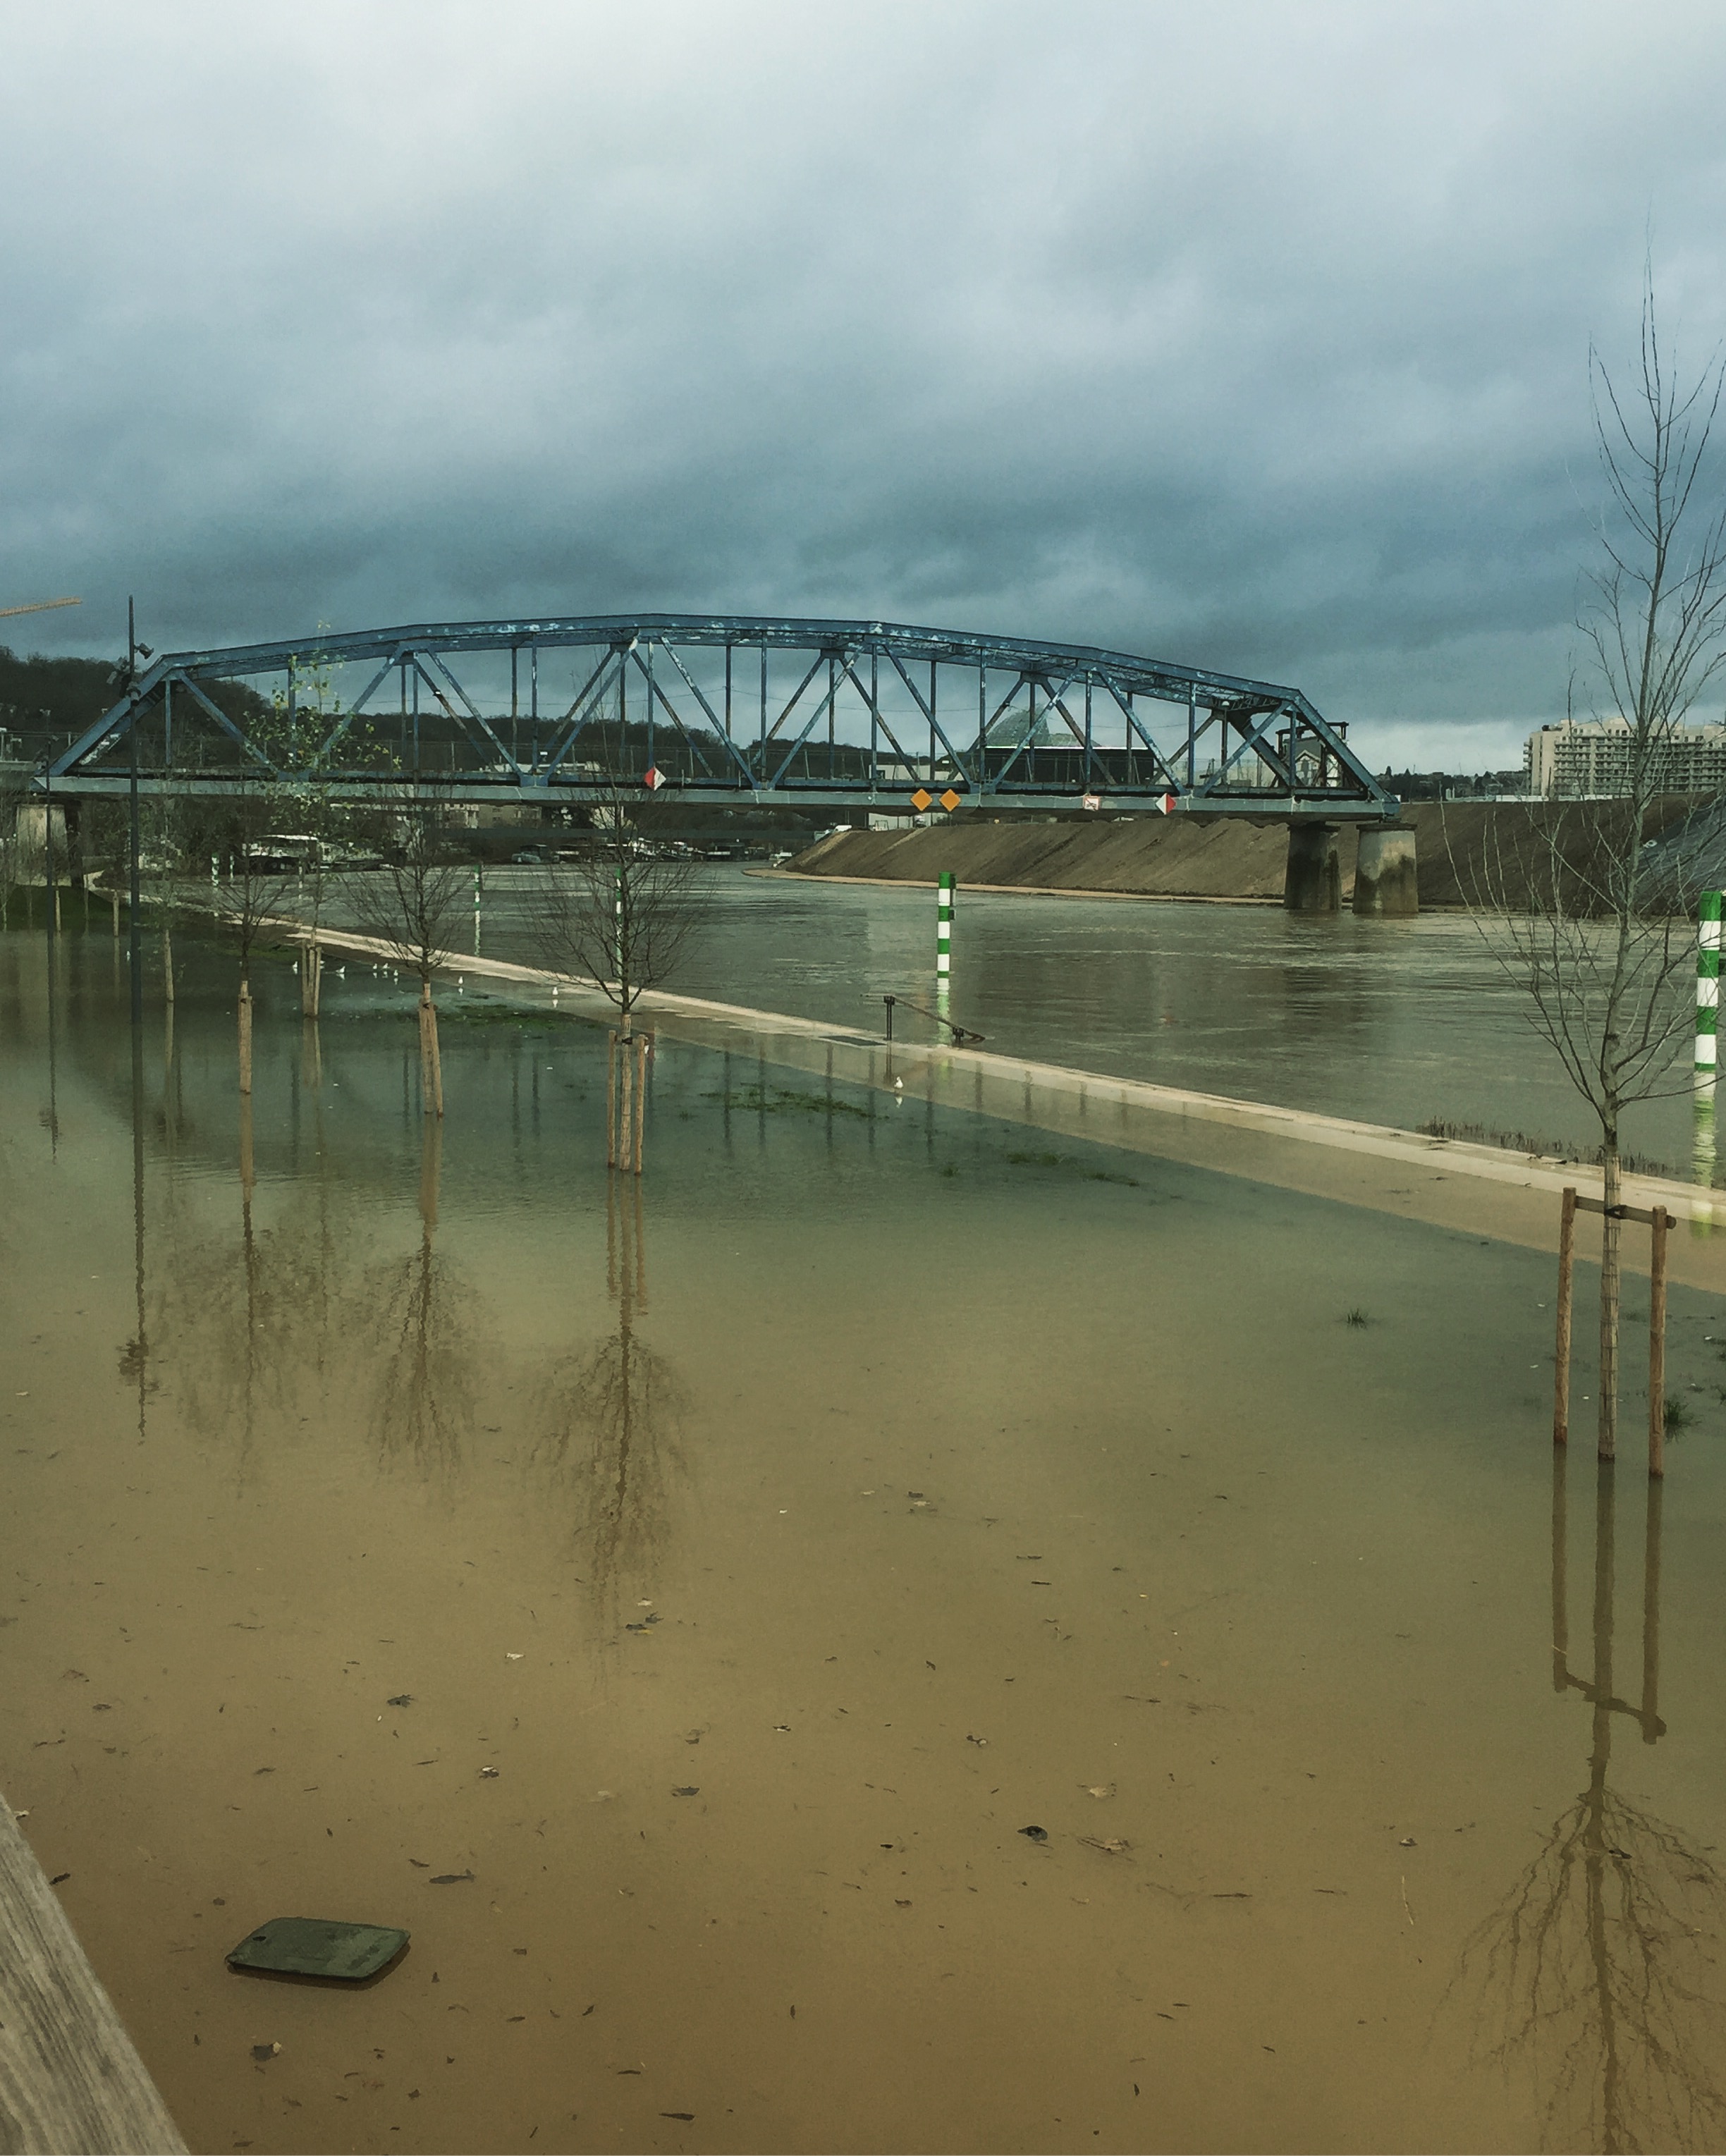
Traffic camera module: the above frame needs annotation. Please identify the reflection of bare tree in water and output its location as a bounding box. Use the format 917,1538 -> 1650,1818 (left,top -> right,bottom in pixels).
136,1050 -> 362,1471
1453,1456 -> 1726,2153
364,1120 -> 482,1475
138,1070 -> 490,1483
531,1177 -> 687,1636
138,1096 -> 308,1471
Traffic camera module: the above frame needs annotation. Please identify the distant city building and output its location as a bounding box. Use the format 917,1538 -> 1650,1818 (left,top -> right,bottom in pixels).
1524,716 -> 1726,797
1379,768 -> 1525,803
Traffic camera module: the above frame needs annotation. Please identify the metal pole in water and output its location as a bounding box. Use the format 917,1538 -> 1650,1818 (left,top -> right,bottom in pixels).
43,772 -> 56,962
1698,890 -> 1721,1077
936,871 -> 955,984
1694,891 -> 1720,1236
1648,1206 -> 1670,1479
127,599 -> 142,1030
1553,1184 -> 1576,1446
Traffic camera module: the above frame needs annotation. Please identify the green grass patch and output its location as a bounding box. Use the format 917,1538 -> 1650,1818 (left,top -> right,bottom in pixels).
1004,1149 -> 1138,1187
703,1085 -> 874,1120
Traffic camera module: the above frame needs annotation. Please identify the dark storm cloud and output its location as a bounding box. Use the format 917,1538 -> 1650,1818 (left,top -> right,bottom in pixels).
4,0 -> 1726,766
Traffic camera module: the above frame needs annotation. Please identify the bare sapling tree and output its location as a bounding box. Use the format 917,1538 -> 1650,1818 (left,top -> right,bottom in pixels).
350,802 -> 470,1117
1475,281 -> 1726,1459
270,627 -> 348,1017
0,766 -> 27,925
145,786 -> 186,1009
530,773 -> 706,1170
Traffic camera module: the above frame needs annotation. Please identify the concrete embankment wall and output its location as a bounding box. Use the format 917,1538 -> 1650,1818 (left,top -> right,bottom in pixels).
787,797 -> 1708,908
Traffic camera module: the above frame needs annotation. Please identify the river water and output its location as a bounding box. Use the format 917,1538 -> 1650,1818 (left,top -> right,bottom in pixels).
4,920 -> 1726,2154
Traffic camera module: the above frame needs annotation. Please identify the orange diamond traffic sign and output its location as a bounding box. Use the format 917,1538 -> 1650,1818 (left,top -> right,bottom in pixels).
910,788 -> 932,811
940,788 -> 962,811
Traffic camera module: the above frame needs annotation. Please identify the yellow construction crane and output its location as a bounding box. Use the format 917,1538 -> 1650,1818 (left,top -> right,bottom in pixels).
0,596 -> 80,620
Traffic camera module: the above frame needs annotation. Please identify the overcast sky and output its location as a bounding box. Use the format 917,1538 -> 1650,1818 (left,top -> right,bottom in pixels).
5,0 -> 1726,767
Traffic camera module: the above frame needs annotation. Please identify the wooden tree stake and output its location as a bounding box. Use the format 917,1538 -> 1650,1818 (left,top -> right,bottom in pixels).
238,979 -> 252,1097
619,1031 -> 634,1175
1565,1188 -> 1672,1478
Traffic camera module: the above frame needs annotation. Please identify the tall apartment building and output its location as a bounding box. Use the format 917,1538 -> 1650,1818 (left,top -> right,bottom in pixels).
1524,716 -> 1726,797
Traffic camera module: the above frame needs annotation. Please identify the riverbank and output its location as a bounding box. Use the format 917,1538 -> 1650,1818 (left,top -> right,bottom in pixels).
785,797 -> 1707,907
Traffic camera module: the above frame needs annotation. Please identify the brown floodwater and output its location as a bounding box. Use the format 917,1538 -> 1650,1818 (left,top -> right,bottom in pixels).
5,926 -> 1726,2155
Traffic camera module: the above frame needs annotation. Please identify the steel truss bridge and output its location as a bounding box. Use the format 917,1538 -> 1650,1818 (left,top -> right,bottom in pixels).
41,613 -> 1397,821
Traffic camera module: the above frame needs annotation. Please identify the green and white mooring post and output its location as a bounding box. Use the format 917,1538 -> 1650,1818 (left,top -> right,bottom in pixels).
936,872 -> 955,984
1699,890 -> 1722,1079
1696,891 -> 1721,1232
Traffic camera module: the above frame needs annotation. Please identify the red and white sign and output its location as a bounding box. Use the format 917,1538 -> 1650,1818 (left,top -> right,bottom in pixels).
643,766 -> 666,791
1156,793 -> 1177,814
1082,792 -> 1103,812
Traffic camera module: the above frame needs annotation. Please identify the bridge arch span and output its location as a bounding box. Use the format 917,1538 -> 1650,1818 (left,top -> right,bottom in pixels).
46,611 -> 1396,819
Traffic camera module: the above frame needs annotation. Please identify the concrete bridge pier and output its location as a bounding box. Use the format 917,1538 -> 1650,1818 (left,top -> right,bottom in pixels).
1283,823 -> 1340,912
1353,825 -> 1418,916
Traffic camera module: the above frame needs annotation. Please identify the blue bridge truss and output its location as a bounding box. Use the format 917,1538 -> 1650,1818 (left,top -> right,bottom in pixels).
42,613 -> 1397,820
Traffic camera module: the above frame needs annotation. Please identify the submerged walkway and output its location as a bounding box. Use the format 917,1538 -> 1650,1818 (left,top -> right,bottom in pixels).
0,1793 -> 185,2155
289,924 -> 1726,1293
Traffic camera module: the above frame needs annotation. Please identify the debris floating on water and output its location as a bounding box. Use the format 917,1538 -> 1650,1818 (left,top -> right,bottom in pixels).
228,1918 -> 409,1980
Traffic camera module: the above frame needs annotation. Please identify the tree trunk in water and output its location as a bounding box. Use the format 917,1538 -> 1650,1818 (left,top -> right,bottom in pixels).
238,978 -> 253,1097
420,1114 -> 441,1229
1598,1143 -> 1621,1460
162,925 -> 174,1005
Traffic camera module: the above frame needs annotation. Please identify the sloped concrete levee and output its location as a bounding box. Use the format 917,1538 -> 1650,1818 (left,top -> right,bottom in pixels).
784,797 -> 1710,910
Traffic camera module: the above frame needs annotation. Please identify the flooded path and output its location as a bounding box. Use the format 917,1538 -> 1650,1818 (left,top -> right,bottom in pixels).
4,928 -> 1726,2152
442,868 -> 1718,1181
